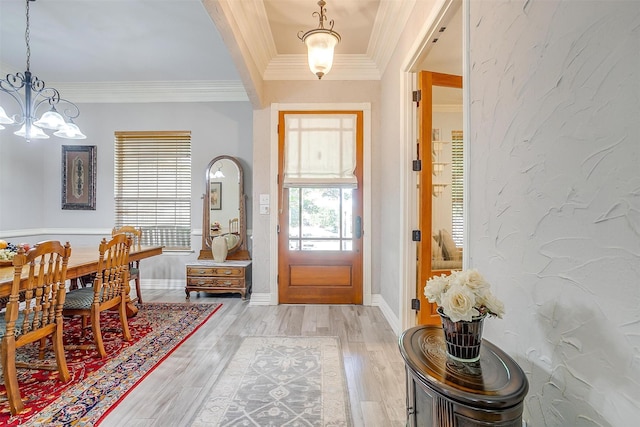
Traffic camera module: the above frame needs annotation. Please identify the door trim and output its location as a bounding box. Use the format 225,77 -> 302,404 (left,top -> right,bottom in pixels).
398,0 -> 468,332
269,103 -> 372,305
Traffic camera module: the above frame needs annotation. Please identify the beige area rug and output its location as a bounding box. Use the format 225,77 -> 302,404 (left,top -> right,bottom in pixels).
192,336 -> 352,427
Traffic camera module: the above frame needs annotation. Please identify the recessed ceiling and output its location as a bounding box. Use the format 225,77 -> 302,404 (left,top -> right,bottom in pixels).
264,0 -> 379,55
0,0 -> 461,100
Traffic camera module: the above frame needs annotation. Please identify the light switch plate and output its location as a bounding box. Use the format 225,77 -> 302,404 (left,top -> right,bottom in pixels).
259,205 -> 270,215
259,194 -> 270,205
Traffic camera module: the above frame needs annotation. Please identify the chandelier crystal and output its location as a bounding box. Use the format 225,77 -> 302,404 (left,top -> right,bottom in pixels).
0,0 -> 85,142
298,0 -> 341,80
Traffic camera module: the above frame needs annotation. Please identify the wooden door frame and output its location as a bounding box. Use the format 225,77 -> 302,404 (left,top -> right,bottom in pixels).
268,103 -> 372,306
398,0 -> 470,332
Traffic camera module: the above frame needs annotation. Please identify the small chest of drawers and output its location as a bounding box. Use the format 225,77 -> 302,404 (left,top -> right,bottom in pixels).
185,260 -> 252,300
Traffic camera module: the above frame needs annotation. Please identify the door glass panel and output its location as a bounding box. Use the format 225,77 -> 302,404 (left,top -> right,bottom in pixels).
288,187 -> 353,251
431,85 -> 463,269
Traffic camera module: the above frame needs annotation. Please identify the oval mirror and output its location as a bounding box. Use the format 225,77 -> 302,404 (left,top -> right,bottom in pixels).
200,155 -> 249,259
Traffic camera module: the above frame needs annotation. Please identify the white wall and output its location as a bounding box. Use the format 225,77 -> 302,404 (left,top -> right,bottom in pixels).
0,101 -> 253,280
469,1 -> 640,425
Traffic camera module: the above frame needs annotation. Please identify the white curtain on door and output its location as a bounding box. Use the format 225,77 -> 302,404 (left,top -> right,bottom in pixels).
283,114 -> 357,188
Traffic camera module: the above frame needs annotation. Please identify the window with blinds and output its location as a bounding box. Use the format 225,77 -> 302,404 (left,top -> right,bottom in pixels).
451,130 -> 463,246
114,131 -> 192,250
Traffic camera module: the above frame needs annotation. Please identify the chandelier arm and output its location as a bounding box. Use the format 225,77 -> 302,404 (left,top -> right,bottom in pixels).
0,78 -> 27,123
55,100 -> 81,121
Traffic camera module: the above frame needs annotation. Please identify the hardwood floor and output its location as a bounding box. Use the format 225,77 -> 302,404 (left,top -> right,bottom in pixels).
100,289 -> 407,427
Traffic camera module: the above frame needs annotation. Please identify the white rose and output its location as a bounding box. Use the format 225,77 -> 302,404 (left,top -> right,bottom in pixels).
424,274 -> 449,306
453,269 -> 490,296
440,284 -> 477,322
479,293 -> 505,318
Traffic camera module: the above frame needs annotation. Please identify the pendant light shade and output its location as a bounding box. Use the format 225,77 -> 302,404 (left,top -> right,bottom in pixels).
303,31 -> 339,79
34,109 -> 67,130
14,124 -> 49,139
0,107 -> 14,124
54,122 -> 87,139
298,0 -> 341,79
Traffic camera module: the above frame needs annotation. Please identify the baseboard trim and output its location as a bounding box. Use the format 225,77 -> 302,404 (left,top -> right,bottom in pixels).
248,293 -> 272,305
371,294 -> 401,336
141,279 -> 185,290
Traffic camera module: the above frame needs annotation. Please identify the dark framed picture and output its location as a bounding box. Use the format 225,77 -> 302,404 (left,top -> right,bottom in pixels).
62,145 -> 97,210
210,182 -> 222,210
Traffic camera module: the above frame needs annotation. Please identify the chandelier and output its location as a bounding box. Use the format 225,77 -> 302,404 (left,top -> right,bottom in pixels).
0,0 -> 85,142
298,0 -> 341,80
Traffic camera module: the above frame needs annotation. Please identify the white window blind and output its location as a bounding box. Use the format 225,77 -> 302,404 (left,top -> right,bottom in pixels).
283,114 -> 357,188
451,130 -> 464,246
114,131 -> 192,250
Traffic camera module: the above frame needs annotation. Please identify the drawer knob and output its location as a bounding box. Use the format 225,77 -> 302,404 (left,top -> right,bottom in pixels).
198,270 -> 206,274
224,270 -> 232,275
223,281 -> 232,285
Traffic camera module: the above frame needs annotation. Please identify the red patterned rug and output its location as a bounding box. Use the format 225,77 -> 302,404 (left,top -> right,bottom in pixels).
0,302 -> 222,426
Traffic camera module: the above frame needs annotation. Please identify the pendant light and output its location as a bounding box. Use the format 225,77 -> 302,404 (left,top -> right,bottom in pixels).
298,0 -> 341,80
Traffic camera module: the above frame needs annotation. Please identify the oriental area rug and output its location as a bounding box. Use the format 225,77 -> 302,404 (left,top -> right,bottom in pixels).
192,336 -> 352,427
0,302 -> 222,426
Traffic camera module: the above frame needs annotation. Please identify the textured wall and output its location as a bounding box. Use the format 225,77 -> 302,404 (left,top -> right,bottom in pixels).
468,1 -> 640,425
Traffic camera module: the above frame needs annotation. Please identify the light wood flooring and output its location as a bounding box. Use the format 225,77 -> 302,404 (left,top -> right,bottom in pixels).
100,289 -> 407,427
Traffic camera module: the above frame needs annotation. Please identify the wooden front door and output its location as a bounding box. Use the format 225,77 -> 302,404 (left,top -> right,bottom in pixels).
278,111 -> 364,304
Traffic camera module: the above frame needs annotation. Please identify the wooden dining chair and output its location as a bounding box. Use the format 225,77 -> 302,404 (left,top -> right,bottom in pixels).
62,234 -> 132,358
0,241 -> 72,415
229,217 -> 239,234
112,226 -> 143,304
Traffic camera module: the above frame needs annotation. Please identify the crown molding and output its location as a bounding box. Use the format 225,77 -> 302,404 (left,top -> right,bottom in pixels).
368,0 -> 417,74
264,54 -> 381,81
224,0 -> 277,73
50,81 -> 248,103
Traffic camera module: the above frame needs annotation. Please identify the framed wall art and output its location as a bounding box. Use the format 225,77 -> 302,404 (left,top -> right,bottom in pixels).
62,145 -> 97,210
210,182 -> 222,210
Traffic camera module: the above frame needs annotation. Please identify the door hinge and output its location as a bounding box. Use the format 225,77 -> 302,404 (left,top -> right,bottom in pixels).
411,299 -> 420,310
412,159 -> 421,171
413,90 -> 421,105
277,224 -> 280,233
412,230 -> 421,242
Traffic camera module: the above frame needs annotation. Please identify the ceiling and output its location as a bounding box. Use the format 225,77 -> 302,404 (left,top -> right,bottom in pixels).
0,0 -> 461,102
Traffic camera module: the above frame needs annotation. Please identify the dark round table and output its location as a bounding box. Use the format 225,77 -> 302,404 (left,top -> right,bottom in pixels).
399,325 -> 528,427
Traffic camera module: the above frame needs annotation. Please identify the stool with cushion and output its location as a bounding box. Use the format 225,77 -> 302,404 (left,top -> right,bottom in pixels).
0,241 -> 72,415
63,234 -> 132,358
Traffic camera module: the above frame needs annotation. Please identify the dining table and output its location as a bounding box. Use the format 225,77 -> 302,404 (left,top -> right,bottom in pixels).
0,245 -> 163,317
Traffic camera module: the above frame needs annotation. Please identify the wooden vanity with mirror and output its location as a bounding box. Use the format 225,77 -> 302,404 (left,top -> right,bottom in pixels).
185,155 -> 252,300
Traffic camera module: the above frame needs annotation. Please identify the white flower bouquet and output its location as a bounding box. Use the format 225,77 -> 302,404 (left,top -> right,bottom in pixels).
424,269 -> 505,322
